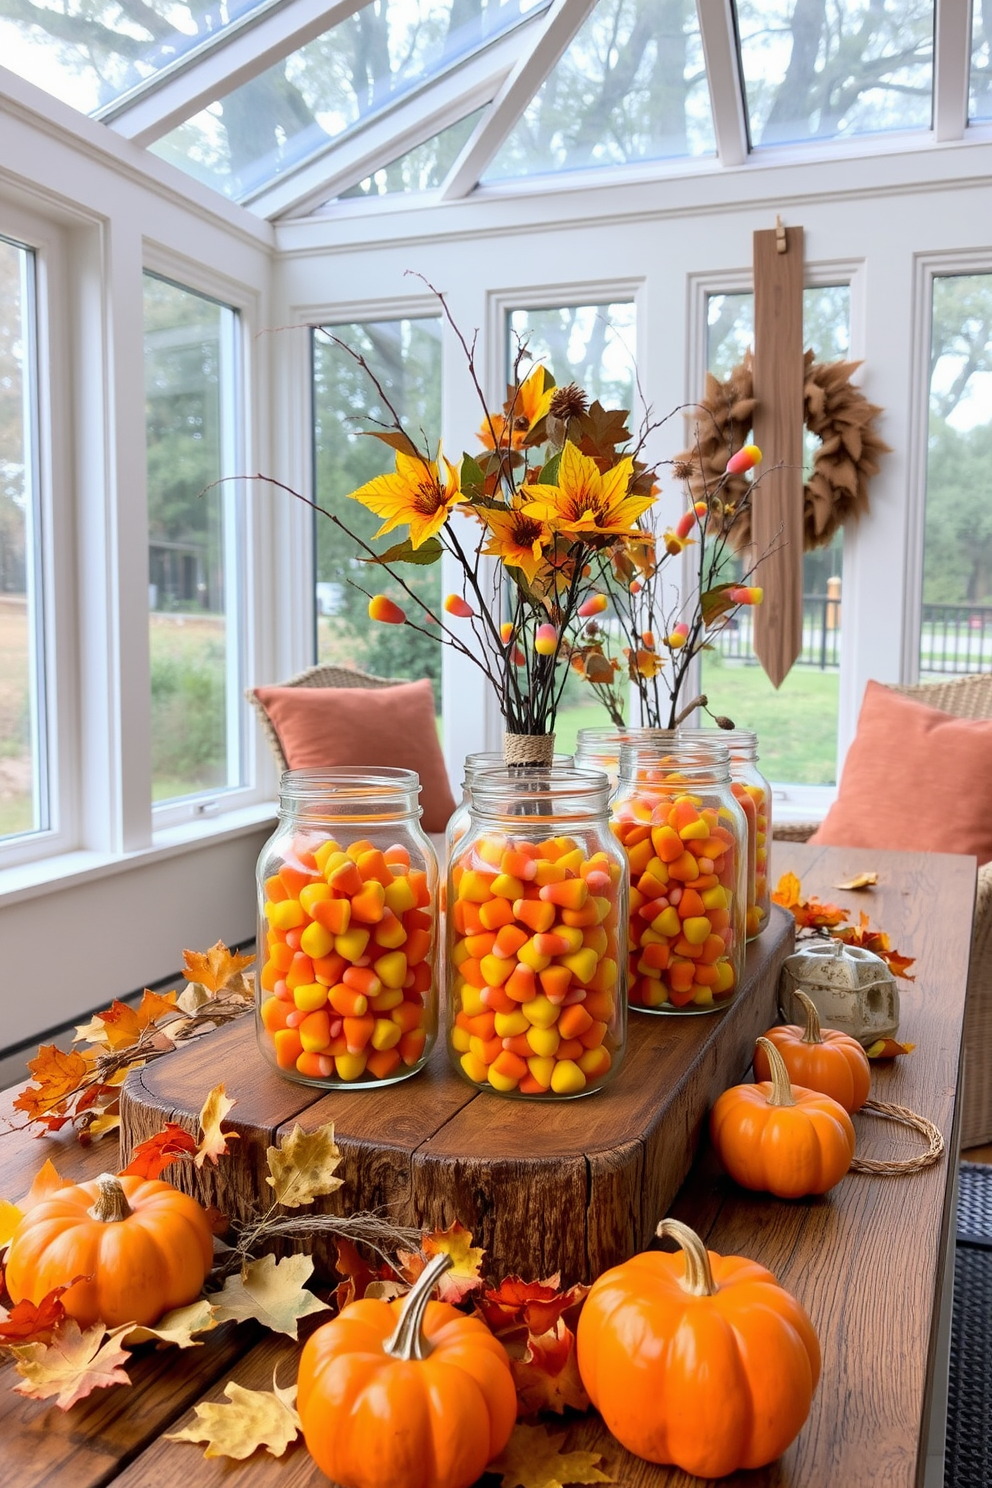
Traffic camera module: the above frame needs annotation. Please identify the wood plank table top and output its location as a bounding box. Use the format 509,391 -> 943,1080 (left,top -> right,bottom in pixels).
0,843 -> 975,1488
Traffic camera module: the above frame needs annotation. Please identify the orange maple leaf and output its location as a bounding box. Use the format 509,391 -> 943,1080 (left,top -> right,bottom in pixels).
834,915 -> 916,980
866,1038 -> 916,1058
183,942 -> 255,994
772,872 -> 849,930
0,1285 -> 71,1345
332,1237 -> 379,1310
509,1320 -> 590,1417
119,1122 -> 198,1179
478,1275 -> 589,1338
13,1046 -> 91,1121
92,990 -> 179,1052
421,1221 -> 486,1305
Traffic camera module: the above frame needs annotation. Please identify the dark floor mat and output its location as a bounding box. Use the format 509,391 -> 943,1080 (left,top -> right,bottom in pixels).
945,1164 -> 992,1488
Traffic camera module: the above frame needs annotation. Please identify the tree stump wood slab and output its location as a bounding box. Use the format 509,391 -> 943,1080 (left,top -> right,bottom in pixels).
120,906 -> 794,1285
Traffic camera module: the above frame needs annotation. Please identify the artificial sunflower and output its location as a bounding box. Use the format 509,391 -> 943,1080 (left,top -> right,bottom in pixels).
522,441 -> 653,541
478,364 -> 555,451
348,448 -> 464,548
479,503 -> 553,585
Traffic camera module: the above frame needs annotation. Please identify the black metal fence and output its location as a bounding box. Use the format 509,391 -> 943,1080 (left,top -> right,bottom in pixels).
712,595 -> 992,674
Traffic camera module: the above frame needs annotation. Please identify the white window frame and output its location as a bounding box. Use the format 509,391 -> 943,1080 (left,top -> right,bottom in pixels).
685,258 -> 865,821
142,248 -> 262,832
0,199 -> 77,869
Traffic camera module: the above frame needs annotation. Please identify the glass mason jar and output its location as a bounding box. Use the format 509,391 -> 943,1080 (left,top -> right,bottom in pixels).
612,742 -> 747,1014
446,751 -> 574,865
574,727 -> 673,793
446,767 -> 628,1099
678,728 -> 773,939
256,768 -> 438,1088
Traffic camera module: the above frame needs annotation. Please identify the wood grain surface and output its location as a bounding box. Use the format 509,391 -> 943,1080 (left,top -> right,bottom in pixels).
120,909 -> 795,1284
751,222 -> 806,688
0,843 -> 974,1488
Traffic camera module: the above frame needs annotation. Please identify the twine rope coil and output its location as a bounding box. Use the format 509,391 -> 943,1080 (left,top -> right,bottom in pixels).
850,1098 -> 944,1176
503,733 -> 556,766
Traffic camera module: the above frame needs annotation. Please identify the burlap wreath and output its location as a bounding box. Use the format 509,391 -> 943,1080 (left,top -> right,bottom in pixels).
677,350 -> 891,551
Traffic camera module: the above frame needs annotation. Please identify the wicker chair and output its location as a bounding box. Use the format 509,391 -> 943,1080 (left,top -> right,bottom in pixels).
773,673 -> 992,1148
248,663 -> 404,775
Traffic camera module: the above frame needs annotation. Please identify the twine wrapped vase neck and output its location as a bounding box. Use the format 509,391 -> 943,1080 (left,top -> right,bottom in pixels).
503,732 -> 556,766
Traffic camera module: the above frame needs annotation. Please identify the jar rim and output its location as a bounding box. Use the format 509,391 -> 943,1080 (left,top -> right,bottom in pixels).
467,765 -> 612,816
278,767 -> 423,820
677,726 -> 757,757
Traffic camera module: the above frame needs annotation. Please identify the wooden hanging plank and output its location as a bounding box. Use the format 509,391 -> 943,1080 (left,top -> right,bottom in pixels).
751,223 -> 805,687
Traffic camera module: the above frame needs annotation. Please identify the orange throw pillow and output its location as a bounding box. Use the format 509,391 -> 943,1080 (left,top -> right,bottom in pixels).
810,680 -> 992,865
251,678 -> 456,834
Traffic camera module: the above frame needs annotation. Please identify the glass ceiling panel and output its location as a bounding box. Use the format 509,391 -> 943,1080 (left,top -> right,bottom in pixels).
0,0 -> 271,116
972,0 -> 991,122
483,0 -> 714,182
335,108 -> 486,199
736,0 -> 934,148
150,0 -> 545,201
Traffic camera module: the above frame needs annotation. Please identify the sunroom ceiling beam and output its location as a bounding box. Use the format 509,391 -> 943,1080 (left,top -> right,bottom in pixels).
250,23 -> 537,220
106,0 -> 362,149
933,0 -> 971,142
697,0 -> 749,167
438,0 -> 600,201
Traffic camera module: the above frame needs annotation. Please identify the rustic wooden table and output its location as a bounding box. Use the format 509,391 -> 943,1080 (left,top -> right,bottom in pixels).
0,843 -> 974,1488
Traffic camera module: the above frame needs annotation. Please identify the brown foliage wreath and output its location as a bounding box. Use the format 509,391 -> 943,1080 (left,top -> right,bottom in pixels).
676,350 -> 891,551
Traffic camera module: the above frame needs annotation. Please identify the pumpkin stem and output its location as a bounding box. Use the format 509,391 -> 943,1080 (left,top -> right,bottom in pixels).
655,1218 -> 718,1297
795,990 -> 824,1046
757,1036 -> 797,1107
383,1252 -> 453,1362
89,1174 -> 133,1224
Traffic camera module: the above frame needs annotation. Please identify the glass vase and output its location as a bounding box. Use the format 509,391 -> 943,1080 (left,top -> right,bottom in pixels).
446,766 -> 627,1098
256,768 -> 438,1087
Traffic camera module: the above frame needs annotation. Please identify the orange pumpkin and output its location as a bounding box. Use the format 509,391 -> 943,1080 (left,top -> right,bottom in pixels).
754,991 -> 871,1112
4,1172 -> 214,1328
297,1252 -> 517,1488
577,1218 -> 820,1478
711,1037 -> 856,1197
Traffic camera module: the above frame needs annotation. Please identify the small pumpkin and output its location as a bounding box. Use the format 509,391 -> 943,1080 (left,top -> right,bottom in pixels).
4,1172 -> 214,1328
297,1252 -> 517,1488
576,1218 -> 821,1478
755,990 -> 871,1112
711,1037 -> 856,1197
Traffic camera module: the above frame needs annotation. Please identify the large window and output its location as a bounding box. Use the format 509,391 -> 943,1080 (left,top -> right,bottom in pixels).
919,273 -> 992,676
144,274 -> 243,806
0,236 -> 45,844
506,301 -> 636,754
700,286 -> 851,786
312,318 -> 443,705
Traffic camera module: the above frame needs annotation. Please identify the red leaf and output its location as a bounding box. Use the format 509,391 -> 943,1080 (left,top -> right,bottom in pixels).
331,1237 -> 377,1309
479,1275 -> 589,1337
0,1285 -> 71,1345
119,1123 -> 198,1179
509,1320 -> 590,1417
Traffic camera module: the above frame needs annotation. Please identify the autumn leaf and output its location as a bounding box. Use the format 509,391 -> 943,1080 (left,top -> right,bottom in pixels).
167,1372 -> 300,1460
833,872 -> 879,890
13,1045 -> 91,1120
420,1221 -> 486,1305
183,942 -> 255,995
209,1254 -> 330,1338
866,1038 -> 916,1059
834,915 -> 916,980
773,873 -> 850,930
1,1158 -> 66,1247
479,1275 -> 589,1338
332,1236 -> 378,1309
11,1321 -> 132,1410
125,1299 -> 216,1349
510,1321 -> 590,1417
265,1122 -> 343,1207
86,991 -> 179,1053
0,1285 -> 70,1344
772,871 -> 802,909
489,1422 -> 613,1488
120,1122 -> 198,1179
196,1083 -> 239,1167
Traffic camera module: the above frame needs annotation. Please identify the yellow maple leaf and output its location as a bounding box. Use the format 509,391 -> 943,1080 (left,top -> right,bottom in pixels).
489,1422 -> 614,1488
125,1299 -> 216,1349
772,871 -> 802,909
265,1122 -> 343,1208
195,1083 -> 239,1167
0,1157 -> 66,1245
10,1321 -> 132,1411
209,1254 -> 330,1338
183,942 -> 255,995
166,1372 -> 300,1460
423,1220 -> 486,1304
